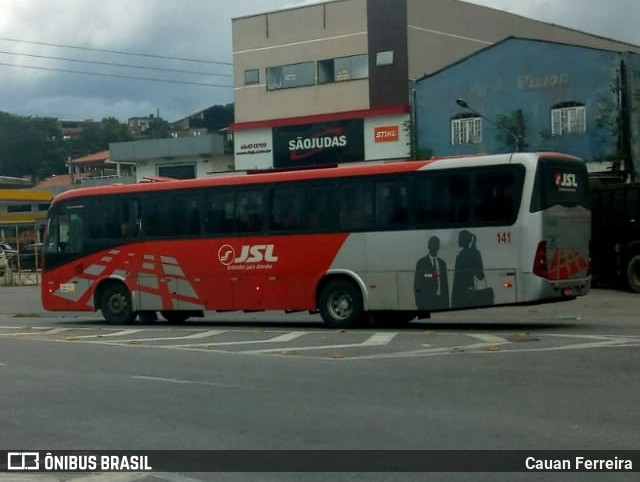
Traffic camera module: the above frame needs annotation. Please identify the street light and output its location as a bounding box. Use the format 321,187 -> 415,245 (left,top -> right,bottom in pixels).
455,98 -> 521,152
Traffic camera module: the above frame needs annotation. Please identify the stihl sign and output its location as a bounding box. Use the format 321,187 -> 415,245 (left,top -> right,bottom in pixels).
374,125 -> 399,143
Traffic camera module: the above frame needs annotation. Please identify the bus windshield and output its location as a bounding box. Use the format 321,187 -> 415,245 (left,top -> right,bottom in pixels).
530,157 -> 588,211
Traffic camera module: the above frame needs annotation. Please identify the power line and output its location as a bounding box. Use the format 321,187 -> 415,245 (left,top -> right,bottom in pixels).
0,49 -> 232,77
0,61 -> 232,88
0,36 -> 232,66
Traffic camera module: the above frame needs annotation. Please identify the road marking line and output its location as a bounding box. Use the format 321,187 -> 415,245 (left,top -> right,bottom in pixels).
0,327 -> 73,336
467,334 -> 510,343
69,329 -> 145,339
487,338 -> 639,353
343,336 -> 512,360
548,333 -> 639,340
93,329 -> 228,343
130,375 -> 242,388
241,332 -> 398,354
361,332 -> 398,345
173,331 -> 309,348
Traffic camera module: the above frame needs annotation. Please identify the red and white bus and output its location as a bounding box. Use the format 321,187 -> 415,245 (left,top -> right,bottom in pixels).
41,152 -> 591,327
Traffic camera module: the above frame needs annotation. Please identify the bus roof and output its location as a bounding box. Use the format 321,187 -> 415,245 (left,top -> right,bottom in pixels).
50,152 -> 582,203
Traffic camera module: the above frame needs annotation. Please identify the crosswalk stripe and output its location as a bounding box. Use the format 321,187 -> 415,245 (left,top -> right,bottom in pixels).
172,331 -> 308,348
241,332 -> 398,354
98,330 -> 228,343
70,329 -> 145,339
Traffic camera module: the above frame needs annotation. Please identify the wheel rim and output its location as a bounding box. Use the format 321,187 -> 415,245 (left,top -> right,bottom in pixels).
327,290 -> 353,320
107,291 -> 128,317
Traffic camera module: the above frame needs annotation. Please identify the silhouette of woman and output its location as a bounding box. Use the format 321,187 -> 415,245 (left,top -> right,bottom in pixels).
451,230 -> 485,308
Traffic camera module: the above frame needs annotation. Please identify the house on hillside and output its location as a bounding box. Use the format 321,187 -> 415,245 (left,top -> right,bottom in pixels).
110,133 -> 233,181
67,150 -> 136,185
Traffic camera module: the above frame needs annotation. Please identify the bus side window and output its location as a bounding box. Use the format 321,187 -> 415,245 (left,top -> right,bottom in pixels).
271,186 -> 304,231
339,182 -> 373,231
475,170 -> 516,224
235,190 -> 264,233
305,184 -> 335,231
142,196 -> 169,237
415,177 -> 439,226
446,174 -> 470,223
118,198 -> 140,238
173,193 -> 200,235
376,180 -> 408,230
205,191 -> 235,234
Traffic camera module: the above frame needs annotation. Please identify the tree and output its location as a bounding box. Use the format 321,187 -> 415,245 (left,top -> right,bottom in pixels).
0,112 -> 66,182
188,104 -> 234,131
66,117 -> 133,158
144,116 -> 170,139
495,109 -> 526,152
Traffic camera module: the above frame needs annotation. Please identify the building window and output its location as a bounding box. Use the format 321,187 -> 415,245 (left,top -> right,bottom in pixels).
7,204 -> 31,213
375,51 -> 394,67
551,102 -> 586,136
267,62 -> 315,90
451,115 -> 482,145
318,54 -> 368,84
157,164 -> 196,179
244,69 -> 259,85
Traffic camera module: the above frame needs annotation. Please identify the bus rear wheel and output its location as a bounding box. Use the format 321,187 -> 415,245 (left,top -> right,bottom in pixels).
161,311 -> 190,324
100,283 -> 135,324
318,279 -> 364,328
625,254 -> 640,293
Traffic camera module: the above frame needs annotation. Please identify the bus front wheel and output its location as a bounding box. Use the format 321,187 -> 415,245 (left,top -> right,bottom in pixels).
100,283 -> 135,324
625,254 -> 640,293
318,279 -> 364,328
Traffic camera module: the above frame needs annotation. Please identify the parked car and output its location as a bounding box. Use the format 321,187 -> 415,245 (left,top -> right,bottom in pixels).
9,243 -> 44,271
0,244 -> 18,275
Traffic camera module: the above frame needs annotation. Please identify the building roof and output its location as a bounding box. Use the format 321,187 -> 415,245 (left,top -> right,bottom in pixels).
69,149 -> 110,166
35,175 -> 73,188
416,36 -> 634,82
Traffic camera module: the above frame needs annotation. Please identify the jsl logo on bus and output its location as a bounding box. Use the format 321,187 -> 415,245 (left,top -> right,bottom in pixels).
554,172 -> 578,188
218,244 -> 279,266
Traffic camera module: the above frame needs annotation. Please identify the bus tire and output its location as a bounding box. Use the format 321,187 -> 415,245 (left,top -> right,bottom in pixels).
161,310 -> 189,324
100,282 -> 135,324
318,279 -> 364,328
625,254 -> 640,293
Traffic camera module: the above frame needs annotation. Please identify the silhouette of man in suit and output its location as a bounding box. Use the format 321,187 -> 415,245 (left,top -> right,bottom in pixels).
414,236 -> 449,310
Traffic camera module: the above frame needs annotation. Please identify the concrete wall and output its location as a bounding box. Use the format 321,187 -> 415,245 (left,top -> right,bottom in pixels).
134,154 -> 234,181
233,0 -> 370,123
109,133 -> 231,181
109,133 -> 224,161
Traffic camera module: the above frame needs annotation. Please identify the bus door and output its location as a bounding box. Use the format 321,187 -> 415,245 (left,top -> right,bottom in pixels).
42,201 -> 93,310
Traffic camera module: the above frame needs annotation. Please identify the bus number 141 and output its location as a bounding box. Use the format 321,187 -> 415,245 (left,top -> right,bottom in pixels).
497,231 -> 512,244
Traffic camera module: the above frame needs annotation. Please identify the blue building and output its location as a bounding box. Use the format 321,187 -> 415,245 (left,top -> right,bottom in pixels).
414,37 -> 640,179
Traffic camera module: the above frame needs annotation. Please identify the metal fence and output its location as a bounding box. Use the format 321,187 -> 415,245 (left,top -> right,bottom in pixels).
0,222 -> 43,287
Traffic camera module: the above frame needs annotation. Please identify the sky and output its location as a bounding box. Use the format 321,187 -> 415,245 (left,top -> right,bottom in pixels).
0,0 -> 638,123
